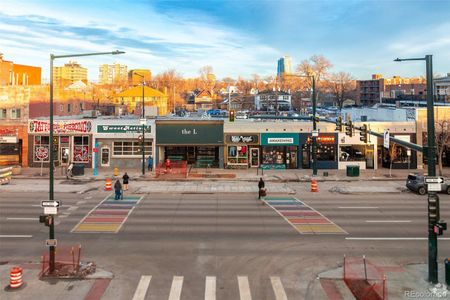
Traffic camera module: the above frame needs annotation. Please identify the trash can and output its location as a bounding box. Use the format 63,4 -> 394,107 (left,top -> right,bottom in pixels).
445,258 -> 450,286
72,164 -> 85,176
346,165 -> 360,177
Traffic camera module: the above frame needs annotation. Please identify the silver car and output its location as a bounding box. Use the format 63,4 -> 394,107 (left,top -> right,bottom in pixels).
406,174 -> 450,195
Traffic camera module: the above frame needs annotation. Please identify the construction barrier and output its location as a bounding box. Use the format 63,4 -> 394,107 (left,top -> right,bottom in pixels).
104,178 -> 112,191
10,266 -> 23,289
0,166 -> 13,185
155,160 -> 188,178
311,179 -> 318,192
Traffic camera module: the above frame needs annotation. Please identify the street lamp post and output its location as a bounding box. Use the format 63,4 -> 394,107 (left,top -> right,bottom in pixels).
134,73 -> 146,175
48,50 -> 124,273
395,55 -> 438,283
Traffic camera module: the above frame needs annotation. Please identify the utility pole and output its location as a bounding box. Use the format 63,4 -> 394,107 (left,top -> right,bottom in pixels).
311,76 -> 318,176
135,72 -> 146,176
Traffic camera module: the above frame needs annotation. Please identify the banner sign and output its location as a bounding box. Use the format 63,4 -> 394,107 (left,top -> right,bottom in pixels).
261,133 -> 299,146
97,125 -> 151,133
29,120 -> 92,134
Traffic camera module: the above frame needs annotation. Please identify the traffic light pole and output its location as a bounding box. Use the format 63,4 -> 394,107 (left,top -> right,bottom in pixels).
311,76 -> 318,176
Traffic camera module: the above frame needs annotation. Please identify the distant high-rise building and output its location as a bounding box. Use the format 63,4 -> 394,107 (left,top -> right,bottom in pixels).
128,69 -> 152,86
53,61 -> 87,88
0,53 -> 41,86
277,56 -> 292,77
99,63 -> 128,85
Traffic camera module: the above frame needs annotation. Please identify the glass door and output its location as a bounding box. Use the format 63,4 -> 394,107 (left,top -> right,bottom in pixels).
60,147 -> 70,165
250,148 -> 259,167
101,147 -> 110,167
301,144 -> 310,168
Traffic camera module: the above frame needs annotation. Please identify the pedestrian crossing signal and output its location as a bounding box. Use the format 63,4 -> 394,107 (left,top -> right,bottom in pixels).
229,110 -> 235,122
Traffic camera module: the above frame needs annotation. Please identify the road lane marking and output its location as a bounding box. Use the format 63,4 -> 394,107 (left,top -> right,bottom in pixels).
132,275 -> 152,300
339,207 -> 379,209
366,220 -> 411,223
270,277 -> 288,300
0,235 -> 33,238
6,217 -> 37,221
205,276 -> 216,300
168,276 -> 183,300
238,276 -> 252,300
346,237 -> 450,241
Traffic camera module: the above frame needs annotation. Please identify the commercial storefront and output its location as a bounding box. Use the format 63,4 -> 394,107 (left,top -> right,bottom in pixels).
92,120 -> 155,171
378,134 -> 417,169
0,125 -> 28,167
260,133 -> 299,169
28,119 -> 92,168
156,121 -> 224,168
338,132 -> 377,170
224,134 -> 260,168
299,133 -> 338,169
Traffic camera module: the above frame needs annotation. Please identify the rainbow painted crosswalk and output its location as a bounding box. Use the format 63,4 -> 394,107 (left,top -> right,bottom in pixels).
263,196 -> 347,234
71,194 -> 142,233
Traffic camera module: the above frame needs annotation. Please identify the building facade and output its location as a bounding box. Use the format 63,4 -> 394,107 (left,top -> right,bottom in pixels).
435,74 -> 450,102
53,61 -> 87,88
255,90 -> 292,111
0,54 -> 41,86
99,63 -> 128,85
115,86 -> 168,116
277,56 -> 292,77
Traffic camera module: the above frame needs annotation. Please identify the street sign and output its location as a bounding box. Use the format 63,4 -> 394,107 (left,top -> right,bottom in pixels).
41,200 -> 61,208
46,239 -> 57,247
312,130 -> 319,137
428,183 -> 442,192
383,130 -> 390,149
425,177 -> 445,184
44,207 -> 58,215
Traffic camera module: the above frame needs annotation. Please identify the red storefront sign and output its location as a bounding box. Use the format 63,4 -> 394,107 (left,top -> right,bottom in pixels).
307,136 -> 335,144
29,120 -> 92,134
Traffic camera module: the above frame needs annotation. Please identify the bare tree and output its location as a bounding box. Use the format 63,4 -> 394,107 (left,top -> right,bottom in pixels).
436,120 -> 450,176
296,54 -> 332,85
325,72 -> 356,110
198,65 -> 216,92
389,143 -> 398,177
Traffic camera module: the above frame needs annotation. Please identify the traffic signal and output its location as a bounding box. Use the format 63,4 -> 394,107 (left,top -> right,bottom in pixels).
39,215 -> 53,227
433,222 -> 447,235
360,124 -> 368,143
428,193 -> 440,227
229,110 -> 235,122
335,116 -> 343,132
345,120 -> 353,137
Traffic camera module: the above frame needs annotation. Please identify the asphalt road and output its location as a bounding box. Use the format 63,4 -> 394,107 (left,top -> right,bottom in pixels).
1,180 -> 450,299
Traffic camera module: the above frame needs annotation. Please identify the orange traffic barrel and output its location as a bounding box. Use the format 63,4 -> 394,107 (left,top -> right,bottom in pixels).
311,179 -> 318,192
105,178 -> 112,191
10,266 -> 23,289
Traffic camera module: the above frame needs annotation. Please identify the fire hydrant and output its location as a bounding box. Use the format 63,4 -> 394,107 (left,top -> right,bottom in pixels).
113,167 -> 119,177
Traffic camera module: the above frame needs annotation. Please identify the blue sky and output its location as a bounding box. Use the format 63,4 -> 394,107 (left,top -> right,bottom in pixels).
1,0 -> 449,82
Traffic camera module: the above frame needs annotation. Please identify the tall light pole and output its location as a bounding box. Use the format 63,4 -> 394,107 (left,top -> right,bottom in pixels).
395,55 -> 438,283
49,50 -> 124,273
134,72 -> 146,175
293,74 -> 318,176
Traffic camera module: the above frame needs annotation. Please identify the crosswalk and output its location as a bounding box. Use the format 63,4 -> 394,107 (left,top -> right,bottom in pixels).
130,275 -> 291,300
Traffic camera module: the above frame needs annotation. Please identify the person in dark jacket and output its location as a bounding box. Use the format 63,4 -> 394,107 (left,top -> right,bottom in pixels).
122,172 -> 129,191
114,179 -> 122,200
258,177 -> 265,199
148,155 -> 153,172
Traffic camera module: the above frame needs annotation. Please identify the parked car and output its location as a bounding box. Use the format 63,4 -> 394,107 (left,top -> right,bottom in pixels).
406,173 -> 450,195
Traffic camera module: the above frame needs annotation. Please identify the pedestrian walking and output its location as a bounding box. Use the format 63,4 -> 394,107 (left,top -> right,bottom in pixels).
122,172 -> 129,191
114,179 -> 122,200
148,155 -> 153,172
258,177 -> 266,199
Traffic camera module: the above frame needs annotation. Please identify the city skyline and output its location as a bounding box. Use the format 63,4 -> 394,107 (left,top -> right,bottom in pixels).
1,0 -> 450,81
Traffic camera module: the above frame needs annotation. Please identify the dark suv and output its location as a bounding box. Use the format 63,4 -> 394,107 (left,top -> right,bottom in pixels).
406,174 -> 450,195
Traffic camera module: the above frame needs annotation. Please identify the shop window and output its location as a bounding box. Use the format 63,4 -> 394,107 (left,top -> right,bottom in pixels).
113,141 -> 152,157
73,135 -> 89,162
0,109 -> 6,119
262,146 -> 285,165
67,104 -> 72,113
339,145 -> 365,162
227,145 -> 248,165
34,135 -> 50,162
317,145 -> 336,161
11,108 -> 21,119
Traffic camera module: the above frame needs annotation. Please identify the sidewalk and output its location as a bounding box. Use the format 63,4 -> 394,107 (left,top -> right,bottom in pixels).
13,166 -> 450,182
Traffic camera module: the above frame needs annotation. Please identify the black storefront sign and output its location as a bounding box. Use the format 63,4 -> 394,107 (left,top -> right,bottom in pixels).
226,134 -> 258,144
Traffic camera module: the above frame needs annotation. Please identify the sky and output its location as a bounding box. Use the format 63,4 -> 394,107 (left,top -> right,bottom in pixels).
1,0 -> 450,82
